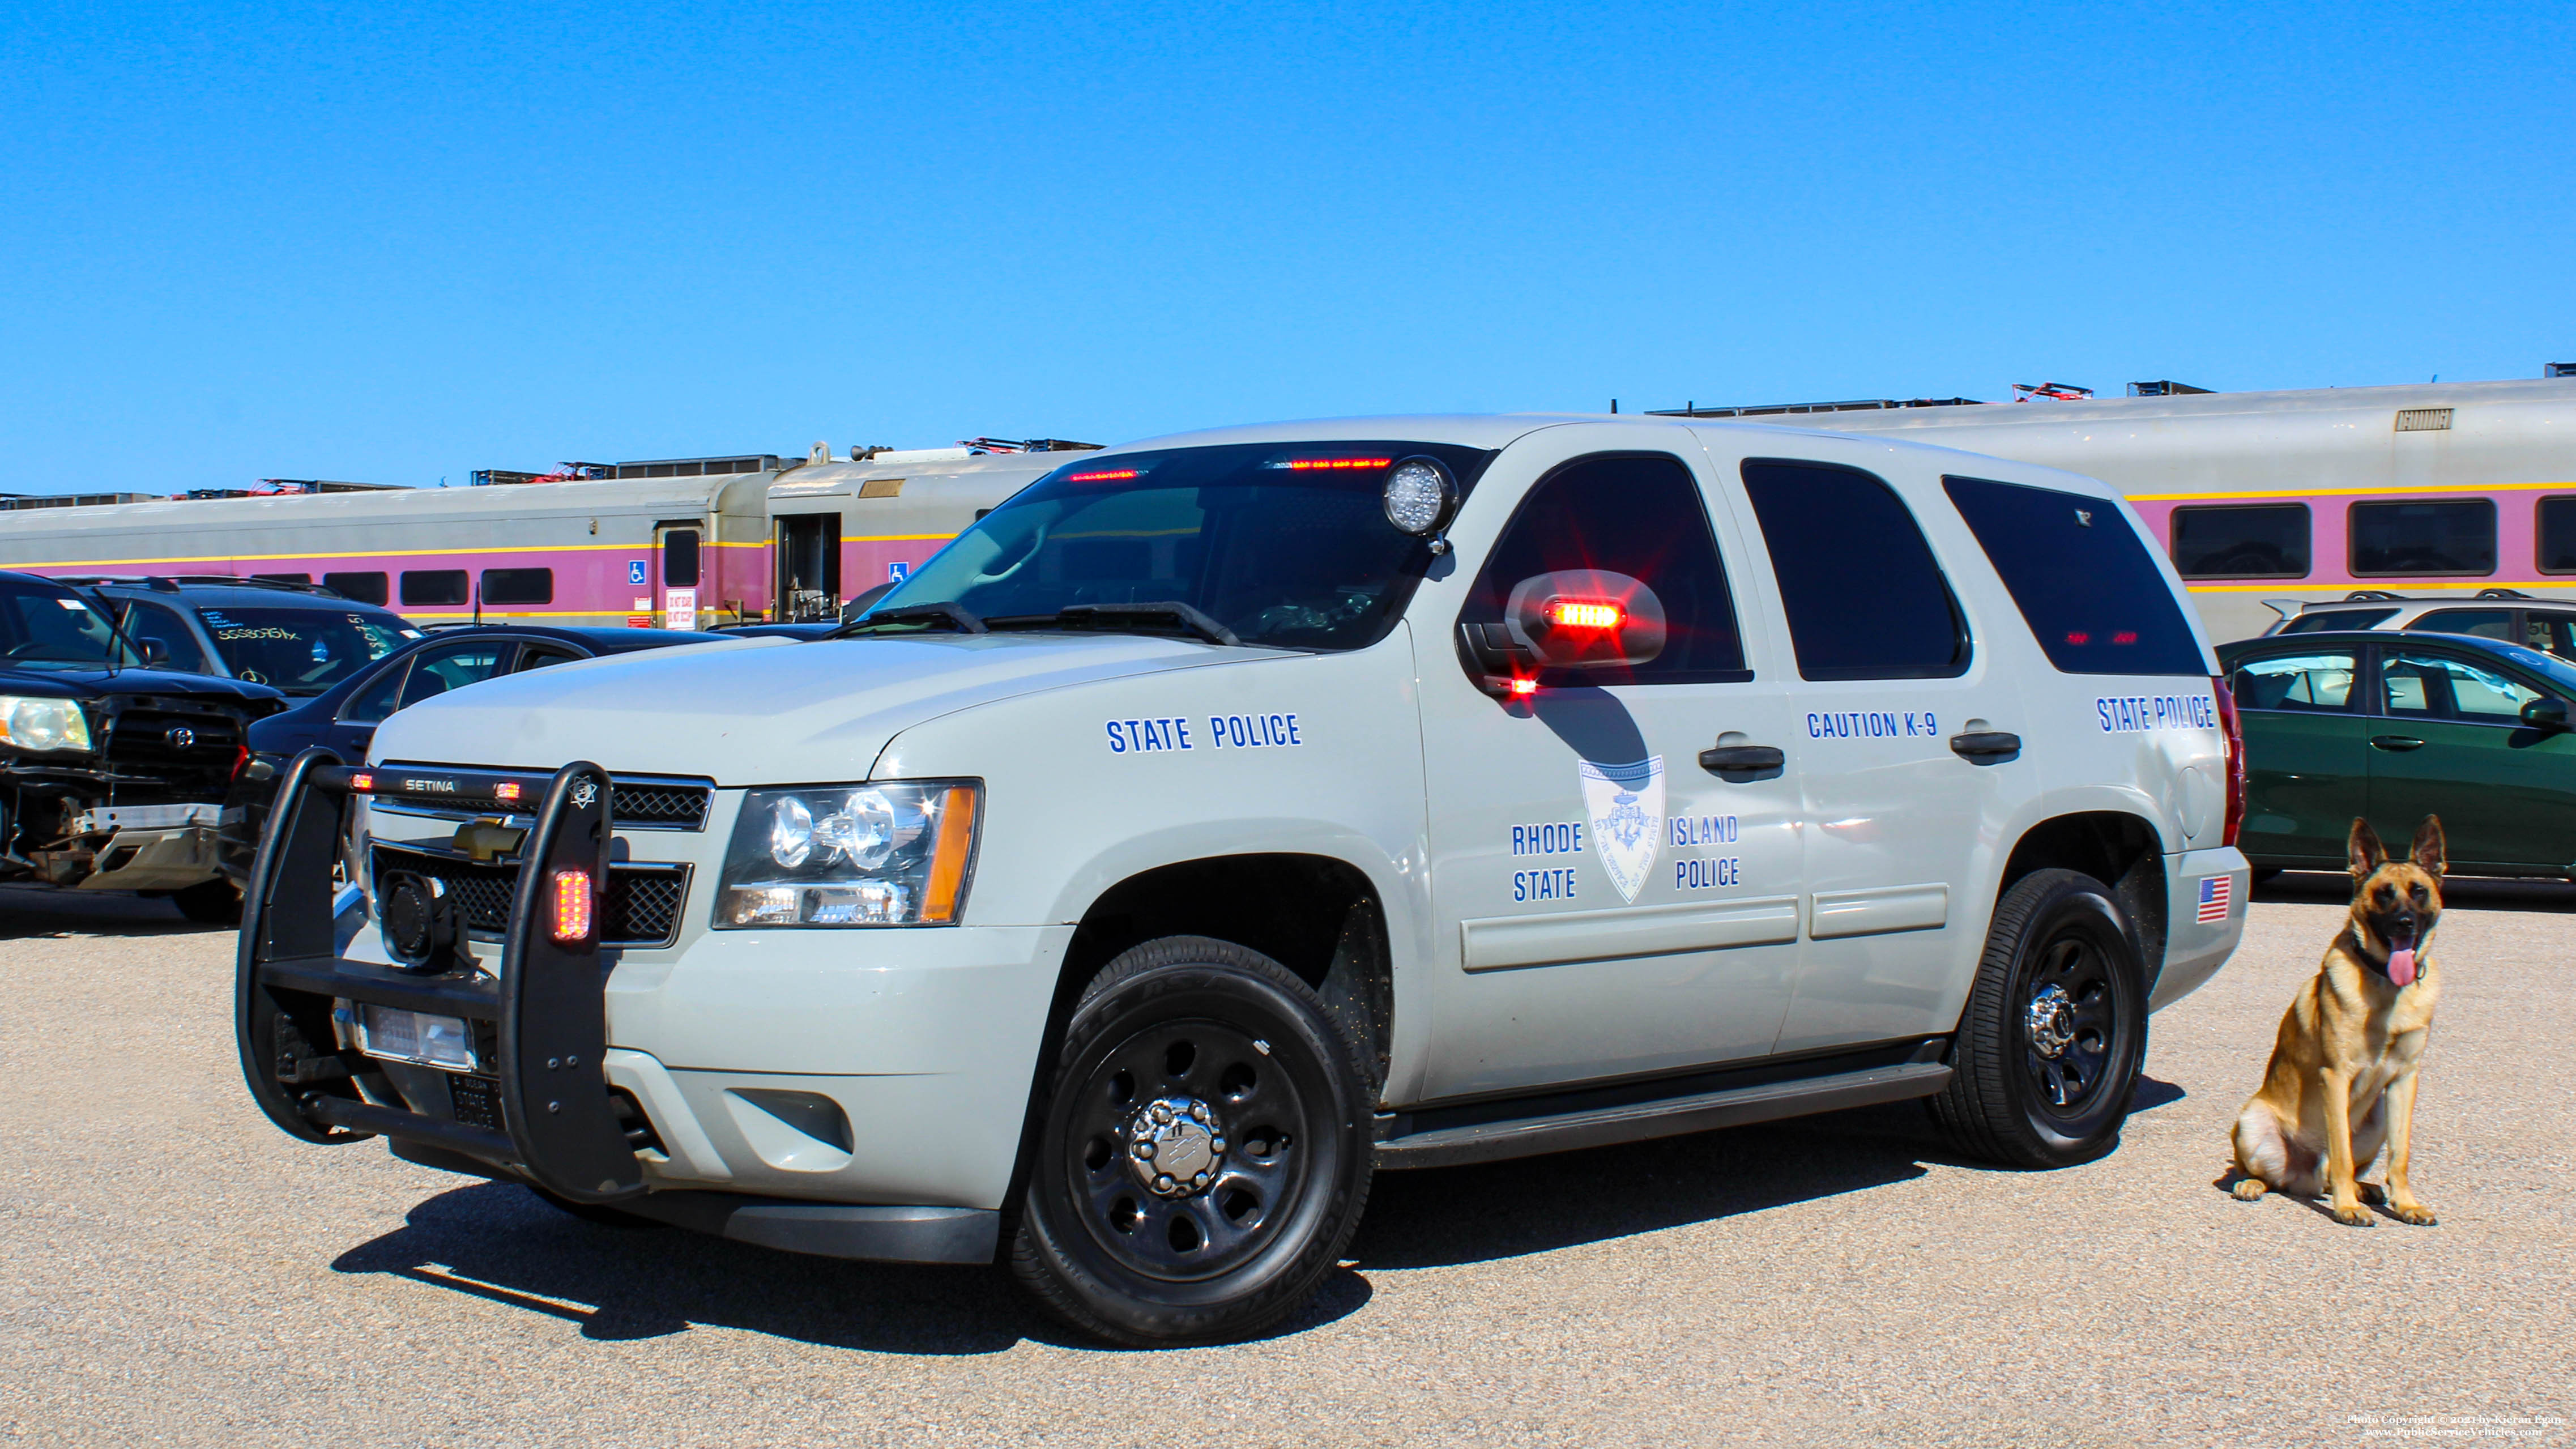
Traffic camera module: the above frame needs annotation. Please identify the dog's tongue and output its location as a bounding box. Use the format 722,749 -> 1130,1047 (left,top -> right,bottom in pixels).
2389,946 -> 2418,987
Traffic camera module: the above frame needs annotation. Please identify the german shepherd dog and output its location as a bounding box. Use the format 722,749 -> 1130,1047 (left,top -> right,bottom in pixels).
2227,816 -> 2444,1226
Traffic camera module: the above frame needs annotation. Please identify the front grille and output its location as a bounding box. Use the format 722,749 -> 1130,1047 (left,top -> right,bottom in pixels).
611,781 -> 711,830
103,704 -> 249,804
369,845 -> 692,948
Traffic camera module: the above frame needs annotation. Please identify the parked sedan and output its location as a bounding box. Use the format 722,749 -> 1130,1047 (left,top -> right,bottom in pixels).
2218,629 -> 2576,878
217,625 -> 731,879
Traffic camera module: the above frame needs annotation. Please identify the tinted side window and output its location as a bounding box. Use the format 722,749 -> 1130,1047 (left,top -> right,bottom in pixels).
1738,461 -> 1965,680
2350,499 -> 2496,576
342,660 -> 410,724
118,602 -> 210,672
324,571 -> 390,605
1944,476 -> 2204,676
2168,503 -> 2310,579
2232,650 -> 2357,712
400,570 -> 469,606
399,643 -> 514,708
2410,608 -> 2514,642
481,568 -> 553,606
2527,611 -> 2576,662
1462,453 -> 1746,685
2378,649 -> 2539,721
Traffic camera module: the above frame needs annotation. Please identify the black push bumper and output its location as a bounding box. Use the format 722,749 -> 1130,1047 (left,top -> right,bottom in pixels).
236,750 -> 646,1205
235,749 -> 1002,1264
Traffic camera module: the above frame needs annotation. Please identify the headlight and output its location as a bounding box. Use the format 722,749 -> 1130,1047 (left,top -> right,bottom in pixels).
0,696 -> 93,753
715,781 -> 980,927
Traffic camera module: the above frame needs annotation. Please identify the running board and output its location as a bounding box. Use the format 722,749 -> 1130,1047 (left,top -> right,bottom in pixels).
1372,1058 -> 1952,1171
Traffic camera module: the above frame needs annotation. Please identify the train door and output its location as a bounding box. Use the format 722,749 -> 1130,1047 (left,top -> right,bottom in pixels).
654,521 -> 704,629
774,513 -> 842,622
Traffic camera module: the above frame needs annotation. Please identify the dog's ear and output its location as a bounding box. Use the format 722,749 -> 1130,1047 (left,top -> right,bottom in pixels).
2348,817 -> 2388,876
2411,815 -> 2447,876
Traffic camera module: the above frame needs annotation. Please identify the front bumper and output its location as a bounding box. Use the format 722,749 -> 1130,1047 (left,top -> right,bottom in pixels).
70,803 -> 224,892
236,752 -> 1031,1265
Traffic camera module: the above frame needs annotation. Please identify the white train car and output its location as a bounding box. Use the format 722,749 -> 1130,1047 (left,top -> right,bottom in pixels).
1656,374 -> 2576,642
763,447 -> 1097,621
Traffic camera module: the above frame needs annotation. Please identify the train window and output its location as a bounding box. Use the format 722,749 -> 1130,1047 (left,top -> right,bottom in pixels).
1745,460 -> 1965,680
1941,475 -> 2204,676
2349,499 -> 2496,576
2167,504 -> 2310,579
253,573 -> 312,585
663,530 -> 702,588
323,571 -> 389,605
2539,497 -> 2576,573
480,568 -> 553,606
400,570 -> 470,607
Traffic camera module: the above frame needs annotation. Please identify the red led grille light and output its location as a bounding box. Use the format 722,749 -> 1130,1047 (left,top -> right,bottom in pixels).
493,782 -> 522,802
1507,677 -> 1540,697
347,772 -> 374,792
550,869 -> 594,943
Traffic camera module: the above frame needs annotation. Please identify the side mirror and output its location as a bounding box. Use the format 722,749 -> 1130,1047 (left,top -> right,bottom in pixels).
2521,696 -> 2570,731
1460,570 -> 1667,695
140,638 -> 170,666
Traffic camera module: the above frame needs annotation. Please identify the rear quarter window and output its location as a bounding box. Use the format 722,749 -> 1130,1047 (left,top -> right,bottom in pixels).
1942,476 -> 2207,676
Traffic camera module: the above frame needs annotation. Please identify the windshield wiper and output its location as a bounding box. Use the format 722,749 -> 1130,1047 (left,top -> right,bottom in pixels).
830,602 -> 988,638
1048,602 -> 1242,647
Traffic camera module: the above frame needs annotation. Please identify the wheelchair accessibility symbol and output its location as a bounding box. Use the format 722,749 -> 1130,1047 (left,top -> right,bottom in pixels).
627,560 -> 648,586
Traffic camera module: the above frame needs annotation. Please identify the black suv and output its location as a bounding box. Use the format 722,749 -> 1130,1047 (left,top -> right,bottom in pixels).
66,575 -> 425,697
0,571 -> 285,920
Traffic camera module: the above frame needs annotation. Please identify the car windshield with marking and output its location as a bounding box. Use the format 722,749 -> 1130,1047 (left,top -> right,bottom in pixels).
0,579 -> 142,669
852,442 -> 1494,651
197,607 -> 419,695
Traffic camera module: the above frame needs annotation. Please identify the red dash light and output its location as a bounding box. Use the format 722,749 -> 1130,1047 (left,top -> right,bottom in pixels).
1546,599 -> 1624,630
1065,468 -> 1140,483
2065,632 -> 2091,646
493,781 -> 522,802
1283,457 -> 1393,471
348,772 -> 374,792
2113,631 -> 2139,645
550,869 -> 594,944
1507,677 -> 1540,697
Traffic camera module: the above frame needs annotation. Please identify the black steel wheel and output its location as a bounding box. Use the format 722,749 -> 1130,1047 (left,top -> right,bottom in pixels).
1009,935 -> 1372,1347
1933,868 -> 2146,1169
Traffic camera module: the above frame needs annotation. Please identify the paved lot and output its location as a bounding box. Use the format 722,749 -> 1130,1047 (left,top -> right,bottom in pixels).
1,878 -> 2569,1448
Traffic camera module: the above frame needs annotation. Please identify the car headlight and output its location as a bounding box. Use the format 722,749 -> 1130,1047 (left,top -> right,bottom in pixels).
715,781 -> 980,927
0,696 -> 93,753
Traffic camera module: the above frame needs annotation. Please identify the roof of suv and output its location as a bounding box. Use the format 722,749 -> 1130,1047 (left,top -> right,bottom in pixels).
68,576 -> 412,615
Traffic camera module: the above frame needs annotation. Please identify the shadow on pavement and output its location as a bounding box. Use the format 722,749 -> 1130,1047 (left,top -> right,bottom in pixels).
0,885 -> 228,940
2256,870 -> 2576,914
331,1179 -> 1368,1354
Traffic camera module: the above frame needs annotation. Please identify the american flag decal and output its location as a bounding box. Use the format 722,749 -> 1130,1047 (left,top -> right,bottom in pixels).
2198,875 -> 2233,923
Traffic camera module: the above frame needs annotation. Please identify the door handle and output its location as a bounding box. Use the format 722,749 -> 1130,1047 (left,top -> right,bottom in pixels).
1699,744 -> 1785,775
1950,731 -> 2023,762
2371,735 -> 2426,752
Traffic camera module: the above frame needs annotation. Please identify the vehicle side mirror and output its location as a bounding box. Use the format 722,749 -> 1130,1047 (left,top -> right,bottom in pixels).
140,638 -> 170,666
1504,570 -> 1667,670
2521,696 -> 2570,731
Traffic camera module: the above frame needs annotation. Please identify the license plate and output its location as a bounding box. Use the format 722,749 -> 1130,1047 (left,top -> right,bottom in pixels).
357,1004 -> 479,1072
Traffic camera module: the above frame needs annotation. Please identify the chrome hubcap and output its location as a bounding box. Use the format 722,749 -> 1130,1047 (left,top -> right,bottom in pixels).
2026,982 -> 2078,1060
1125,1095 -> 1228,1197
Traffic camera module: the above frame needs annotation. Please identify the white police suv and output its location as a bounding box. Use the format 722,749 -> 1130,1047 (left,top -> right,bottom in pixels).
237,416 -> 2248,1346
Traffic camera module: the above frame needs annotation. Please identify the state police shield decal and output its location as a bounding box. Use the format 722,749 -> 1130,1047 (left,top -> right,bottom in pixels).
1579,757 -> 1665,904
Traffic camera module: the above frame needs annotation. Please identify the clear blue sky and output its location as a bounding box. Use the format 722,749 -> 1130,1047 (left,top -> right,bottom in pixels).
4,2 -> 2570,492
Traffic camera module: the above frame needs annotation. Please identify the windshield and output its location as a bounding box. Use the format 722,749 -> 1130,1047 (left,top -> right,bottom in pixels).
2492,640 -> 2576,697
197,606 -> 420,695
0,581 -> 141,670
863,441 -> 1494,650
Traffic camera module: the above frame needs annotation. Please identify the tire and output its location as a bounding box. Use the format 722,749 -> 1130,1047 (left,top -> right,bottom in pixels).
172,878 -> 244,925
1008,935 -> 1374,1348
1932,868 -> 2147,1169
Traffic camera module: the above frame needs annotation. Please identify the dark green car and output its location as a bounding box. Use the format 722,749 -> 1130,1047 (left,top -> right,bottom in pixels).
2219,629 -> 2576,878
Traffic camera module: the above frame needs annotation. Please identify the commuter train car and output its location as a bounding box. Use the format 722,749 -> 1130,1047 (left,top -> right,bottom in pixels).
1657,374 -> 2576,642
0,455 -> 783,628
0,442 -> 1088,627
763,448 -> 1094,620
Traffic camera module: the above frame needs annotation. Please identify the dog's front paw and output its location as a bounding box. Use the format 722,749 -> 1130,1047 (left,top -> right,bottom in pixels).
2229,1178 -> 2268,1202
2388,1200 -> 2438,1226
2330,1201 -> 2378,1227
